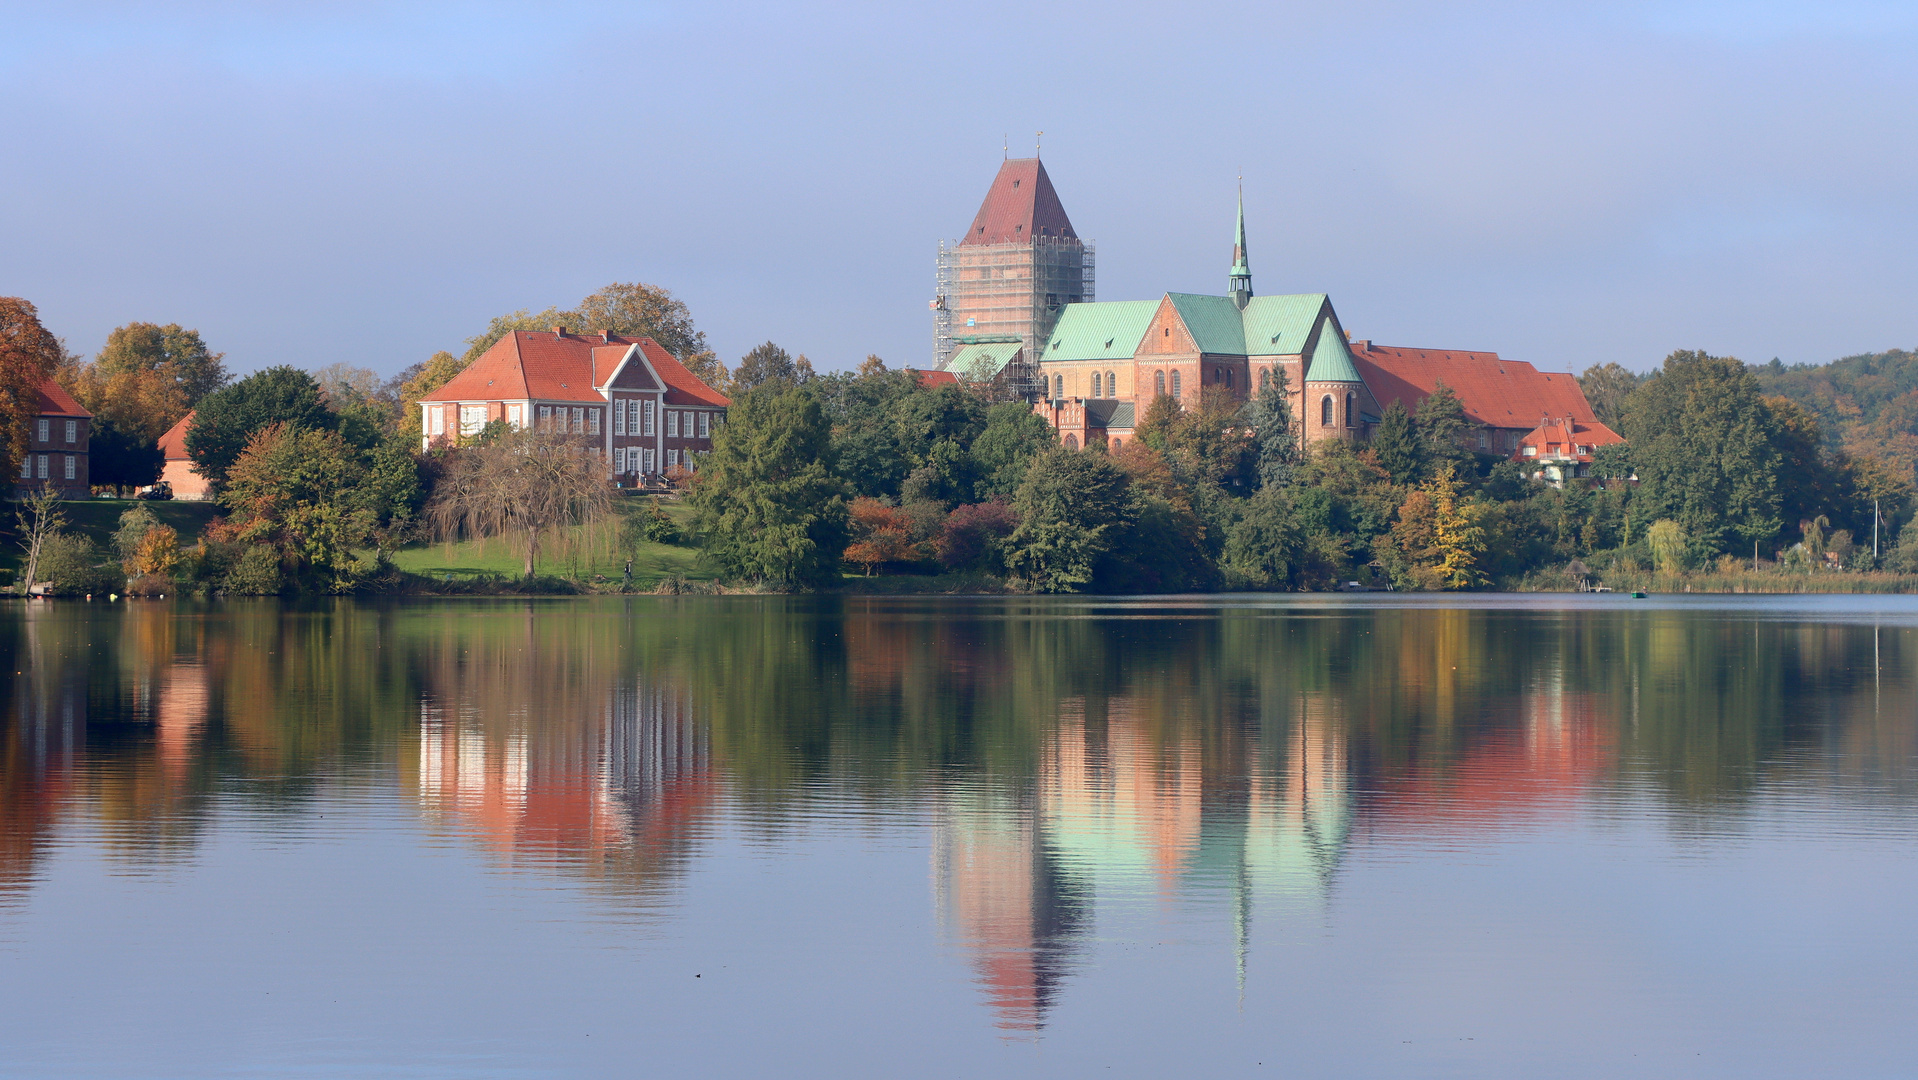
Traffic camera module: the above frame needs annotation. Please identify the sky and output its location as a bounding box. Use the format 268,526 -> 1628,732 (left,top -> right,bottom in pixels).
3,0 -> 1915,380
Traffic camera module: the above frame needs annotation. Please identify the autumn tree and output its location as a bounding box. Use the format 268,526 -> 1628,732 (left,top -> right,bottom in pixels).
0,298 -> 63,480
219,423 -> 395,591
843,497 -> 916,575
572,282 -> 709,360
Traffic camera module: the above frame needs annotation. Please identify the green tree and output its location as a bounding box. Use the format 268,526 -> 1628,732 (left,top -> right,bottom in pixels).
1243,364 -> 1299,490
185,366 -> 337,485
689,386 -> 848,587
0,297 -> 63,480
971,401 -> 1057,499
1625,350 -> 1784,554
1135,393 -> 1181,453
219,423 -> 381,592
1647,519 -> 1688,575
1579,362 -> 1644,429
1415,382 -> 1472,475
1004,449 -> 1134,593
1370,400 -> 1422,482
1224,487 -> 1307,589
730,342 -> 815,395
395,350 -> 469,444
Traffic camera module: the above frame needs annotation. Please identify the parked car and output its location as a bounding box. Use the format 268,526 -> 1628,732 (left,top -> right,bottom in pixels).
136,481 -> 173,501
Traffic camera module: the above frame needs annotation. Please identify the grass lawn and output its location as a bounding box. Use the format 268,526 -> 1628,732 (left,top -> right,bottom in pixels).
1,498 -> 222,577
388,497 -> 713,587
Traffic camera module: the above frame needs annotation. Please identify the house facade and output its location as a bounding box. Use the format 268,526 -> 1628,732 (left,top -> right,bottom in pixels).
1515,416 -> 1626,484
157,411 -> 213,500
417,329 -> 729,482
14,378 -> 91,497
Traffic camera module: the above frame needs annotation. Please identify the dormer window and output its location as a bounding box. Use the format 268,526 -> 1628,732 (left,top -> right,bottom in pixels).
1012,179 -> 1020,189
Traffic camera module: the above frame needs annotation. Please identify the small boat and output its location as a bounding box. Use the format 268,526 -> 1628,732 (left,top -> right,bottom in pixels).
1630,591 -> 1648,598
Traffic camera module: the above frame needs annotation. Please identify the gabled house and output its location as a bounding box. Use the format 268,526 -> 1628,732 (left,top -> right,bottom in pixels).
157,411 -> 213,500
1351,344 -> 1601,456
417,328 -> 729,481
14,378 -> 90,497
1515,416 -> 1625,484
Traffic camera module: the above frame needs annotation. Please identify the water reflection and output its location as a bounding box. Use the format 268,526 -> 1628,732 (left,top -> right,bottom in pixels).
3,596 -> 1917,1037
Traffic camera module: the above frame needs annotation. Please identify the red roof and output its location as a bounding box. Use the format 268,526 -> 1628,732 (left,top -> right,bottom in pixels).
34,378 -> 89,418
960,158 -> 1078,246
911,369 -> 959,388
158,411 -> 194,460
1351,344 -> 1597,430
1515,417 -> 1624,463
419,330 -> 727,408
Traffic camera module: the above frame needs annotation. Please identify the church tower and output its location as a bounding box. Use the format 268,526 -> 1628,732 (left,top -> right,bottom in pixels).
1229,188 -> 1253,310
934,157 -> 1095,372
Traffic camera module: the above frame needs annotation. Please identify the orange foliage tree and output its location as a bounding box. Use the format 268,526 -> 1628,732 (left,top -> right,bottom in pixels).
0,297 -> 63,480
843,497 -> 916,576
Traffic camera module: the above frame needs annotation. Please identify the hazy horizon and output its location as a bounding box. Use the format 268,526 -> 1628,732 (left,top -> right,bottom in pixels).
4,0 -> 1914,380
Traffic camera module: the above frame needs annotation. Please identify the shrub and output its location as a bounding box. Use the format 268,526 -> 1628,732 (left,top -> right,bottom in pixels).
223,545 -> 284,595
936,500 -> 1017,572
36,532 -> 122,596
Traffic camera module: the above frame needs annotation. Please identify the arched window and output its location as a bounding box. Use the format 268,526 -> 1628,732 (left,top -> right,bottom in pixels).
1225,369 -> 1234,389
1155,371 -> 1166,396
1321,395 -> 1334,426
1091,372 -> 1102,397
1345,393 -> 1356,427
1110,437 -> 1122,451
1172,371 -> 1183,398
1054,375 -> 1064,400
1064,434 -> 1079,450
1106,370 -> 1116,395
1259,368 -> 1270,391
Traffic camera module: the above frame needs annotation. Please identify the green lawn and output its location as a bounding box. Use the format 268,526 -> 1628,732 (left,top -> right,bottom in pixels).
1,498 -> 222,576
388,498 -> 713,587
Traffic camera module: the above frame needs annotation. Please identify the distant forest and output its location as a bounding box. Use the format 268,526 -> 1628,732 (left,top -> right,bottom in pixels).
1753,350 -> 1918,480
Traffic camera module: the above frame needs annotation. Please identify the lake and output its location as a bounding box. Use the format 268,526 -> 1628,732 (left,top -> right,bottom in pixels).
2,594 -> 1916,1078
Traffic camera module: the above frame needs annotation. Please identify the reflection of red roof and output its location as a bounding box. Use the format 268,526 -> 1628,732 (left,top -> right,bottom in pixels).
35,378 -> 89,418
1516,417 -> 1624,463
1353,344 -> 1596,429
911,369 -> 960,388
961,158 -> 1078,246
419,331 -> 727,408
158,411 -> 194,460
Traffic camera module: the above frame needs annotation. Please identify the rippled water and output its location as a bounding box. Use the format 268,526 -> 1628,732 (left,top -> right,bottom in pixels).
3,595 -> 1917,1077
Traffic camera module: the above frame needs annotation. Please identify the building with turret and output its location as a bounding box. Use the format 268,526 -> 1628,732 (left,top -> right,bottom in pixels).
933,158 -> 1094,395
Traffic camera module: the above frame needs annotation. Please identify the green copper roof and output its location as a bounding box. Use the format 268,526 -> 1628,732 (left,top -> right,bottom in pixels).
1241,293 -> 1327,354
1043,300 -> 1158,361
1305,317 -> 1362,384
1230,189 -> 1251,280
1167,293 -> 1248,354
943,340 -> 1023,377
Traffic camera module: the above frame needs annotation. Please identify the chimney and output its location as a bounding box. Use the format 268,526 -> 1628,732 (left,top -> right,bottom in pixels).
602,329 -> 613,343
552,325 -> 567,338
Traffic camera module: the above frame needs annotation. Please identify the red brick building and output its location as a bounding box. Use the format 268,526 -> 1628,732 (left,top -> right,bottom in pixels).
1514,416 -> 1626,483
14,378 -> 90,497
417,329 -> 729,482
156,411 -> 213,500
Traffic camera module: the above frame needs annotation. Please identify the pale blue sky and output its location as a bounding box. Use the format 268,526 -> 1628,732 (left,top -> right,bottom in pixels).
3,1 -> 1914,378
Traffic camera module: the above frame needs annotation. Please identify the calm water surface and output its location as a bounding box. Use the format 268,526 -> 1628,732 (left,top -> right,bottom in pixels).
3,594 -> 1916,1078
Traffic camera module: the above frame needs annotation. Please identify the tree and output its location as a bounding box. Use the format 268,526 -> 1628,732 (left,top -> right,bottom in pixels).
935,500 -> 1018,572
1415,382 -> 1472,475
88,419 -> 164,491
395,350 -> 469,444
1647,519 -> 1688,575
1135,393 -> 1182,452
12,486 -> 65,594
731,342 -> 815,395
1579,362 -> 1644,429
1370,400 -> 1422,482
0,297 -> 63,480
426,428 -> 616,581
1625,350 -> 1784,555
970,401 -> 1057,499
843,498 -> 916,575
94,322 -> 228,403
572,281 -> 709,359
1004,448 -> 1134,593
219,423 -> 382,592
688,385 -> 848,588
1225,487 -> 1307,589
1426,466 -> 1487,589
1244,363 -> 1299,490
185,366 -> 336,485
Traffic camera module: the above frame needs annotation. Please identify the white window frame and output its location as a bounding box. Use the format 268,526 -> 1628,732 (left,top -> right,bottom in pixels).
64,420 -> 76,444
642,400 -> 656,436
614,399 -> 627,436
63,455 -> 75,480
698,412 -> 710,438
643,448 -> 655,473
667,448 -> 678,469
36,455 -> 48,479
570,407 -> 583,434
507,404 -> 523,429
18,456 -> 30,478
429,407 -> 445,436
667,410 -> 680,438
588,408 -> 600,435
538,405 -> 551,432
459,405 -> 487,436
37,419 -> 49,443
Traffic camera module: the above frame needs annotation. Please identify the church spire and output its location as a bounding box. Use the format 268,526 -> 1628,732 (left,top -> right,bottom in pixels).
1229,183 -> 1252,310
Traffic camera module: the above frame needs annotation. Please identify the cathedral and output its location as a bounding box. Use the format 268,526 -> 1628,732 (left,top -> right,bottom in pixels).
936,161 -> 1608,459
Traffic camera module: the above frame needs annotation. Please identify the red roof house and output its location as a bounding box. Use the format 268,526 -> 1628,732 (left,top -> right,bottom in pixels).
15,378 -> 91,497
1350,342 -> 1602,455
156,411 -> 213,500
417,329 -> 729,484
1515,416 -> 1626,483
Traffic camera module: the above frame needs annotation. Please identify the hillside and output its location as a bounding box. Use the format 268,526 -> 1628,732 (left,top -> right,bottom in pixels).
1756,348 -> 1918,478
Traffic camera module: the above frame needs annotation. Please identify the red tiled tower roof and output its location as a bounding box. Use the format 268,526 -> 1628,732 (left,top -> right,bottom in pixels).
961,158 -> 1078,246
1352,344 -> 1597,429
34,378 -> 90,418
